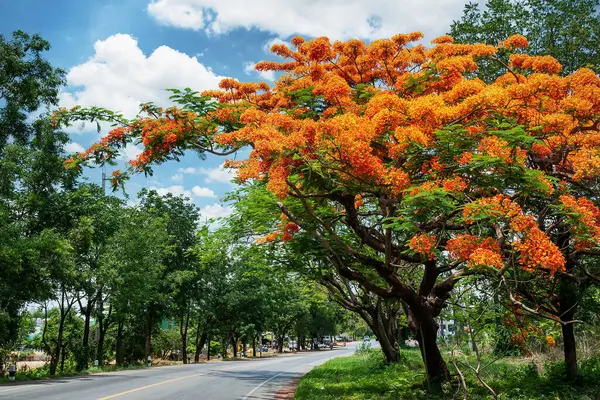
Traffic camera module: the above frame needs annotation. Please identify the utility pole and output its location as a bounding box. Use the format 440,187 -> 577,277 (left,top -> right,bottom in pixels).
101,164 -> 107,195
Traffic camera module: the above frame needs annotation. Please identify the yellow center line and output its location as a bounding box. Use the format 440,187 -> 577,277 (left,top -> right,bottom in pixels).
96,373 -> 204,400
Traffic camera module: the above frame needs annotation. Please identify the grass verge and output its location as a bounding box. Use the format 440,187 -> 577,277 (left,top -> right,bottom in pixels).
0,363 -> 150,384
294,348 -> 600,399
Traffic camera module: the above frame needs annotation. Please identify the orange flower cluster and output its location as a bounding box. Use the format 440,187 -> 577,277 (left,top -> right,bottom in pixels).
504,309 -> 544,356
560,195 -> 600,249
409,233 -> 437,260
354,194 -> 364,209
500,34 -> 529,49
446,234 -> 503,268
464,195 -> 565,273
256,214 -> 301,244
477,136 -> 526,165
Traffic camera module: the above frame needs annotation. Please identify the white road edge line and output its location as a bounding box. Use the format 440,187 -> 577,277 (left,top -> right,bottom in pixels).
241,371 -> 287,400
241,350 -> 353,400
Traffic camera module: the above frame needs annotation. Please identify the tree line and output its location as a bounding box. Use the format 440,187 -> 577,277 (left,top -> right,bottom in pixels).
0,30 -> 362,378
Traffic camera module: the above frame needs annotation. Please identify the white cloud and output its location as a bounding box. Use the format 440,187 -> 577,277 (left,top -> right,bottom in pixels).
191,185 -> 216,197
146,0 -> 472,41
177,167 -> 197,174
64,142 -> 85,153
60,33 -> 225,120
150,184 -> 216,199
199,163 -> 235,184
119,144 -> 144,161
176,163 -> 235,184
199,203 -> 232,220
244,61 -> 276,82
263,37 -> 291,54
171,173 -> 184,182
151,185 -> 194,199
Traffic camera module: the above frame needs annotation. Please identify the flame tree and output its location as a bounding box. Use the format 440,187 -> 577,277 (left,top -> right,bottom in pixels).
54,33 -> 600,385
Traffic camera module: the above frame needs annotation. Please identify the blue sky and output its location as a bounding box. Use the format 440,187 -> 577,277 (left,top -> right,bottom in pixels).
0,0 -> 474,221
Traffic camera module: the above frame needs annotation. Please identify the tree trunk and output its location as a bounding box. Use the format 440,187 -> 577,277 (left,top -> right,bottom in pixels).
50,317 -> 64,375
231,337 -> 238,358
562,322 -> 578,380
77,297 -> 93,371
558,277 -> 579,380
50,293 -> 70,376
195,327 -> 208,363
115,319 -> 124,366
252,337 -> 256,358
409,308 -> 449,391
145,311 -> 153,363
375,310 -> 400,363
97,304 -> 111,366
221,338 -> 228,358
277,335 -> 284,353
207,333 -> 211,361
60,344 -> 67,373
180,309 -> 190,364
359,302 -> 401,363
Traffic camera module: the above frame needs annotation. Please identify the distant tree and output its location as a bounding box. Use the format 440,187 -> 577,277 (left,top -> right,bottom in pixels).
450,0 -> 600,80
102,208 -> 170,365
138,189 -> 200,364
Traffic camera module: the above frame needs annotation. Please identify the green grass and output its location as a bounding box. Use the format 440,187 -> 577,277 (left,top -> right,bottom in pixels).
294,349 -> 600,399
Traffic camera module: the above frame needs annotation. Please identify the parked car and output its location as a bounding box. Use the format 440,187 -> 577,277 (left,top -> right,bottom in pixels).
288,340 -> 297,350
363,336 -> 371,342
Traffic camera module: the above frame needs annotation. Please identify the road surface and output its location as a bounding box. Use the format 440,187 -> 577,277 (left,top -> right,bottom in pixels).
0,345 -> 356,400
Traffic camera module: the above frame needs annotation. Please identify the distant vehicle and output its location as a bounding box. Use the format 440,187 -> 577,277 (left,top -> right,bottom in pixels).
288,340 -> 297,350
363,336 -> 371,342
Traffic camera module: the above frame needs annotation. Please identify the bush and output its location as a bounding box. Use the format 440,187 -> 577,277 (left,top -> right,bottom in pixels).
209,341 -> 222,357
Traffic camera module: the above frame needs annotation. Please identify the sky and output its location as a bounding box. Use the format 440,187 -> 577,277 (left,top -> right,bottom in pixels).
0,0 -> 477,222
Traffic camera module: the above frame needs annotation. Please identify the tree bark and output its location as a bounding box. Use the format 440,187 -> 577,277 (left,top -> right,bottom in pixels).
277,335 -> 284,353
207,332 -> 211,361
558,275 -> 579,380
562,321 -> 578,380
358,301 -> 401,363
407,307 -> 449,391
76,295 -> 93,371
231,336 -> 238,358
115,319 -> 124,366
50,318 -> 64,376
221,338 -> 228,358
195,327 -> 208,363
50,290 -> 74,376
180,308 -> 190,364
97,304 -> 111,366
145,310 -> 153,363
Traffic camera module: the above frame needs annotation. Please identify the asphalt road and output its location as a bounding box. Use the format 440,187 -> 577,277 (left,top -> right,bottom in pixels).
0,345 -> 356,400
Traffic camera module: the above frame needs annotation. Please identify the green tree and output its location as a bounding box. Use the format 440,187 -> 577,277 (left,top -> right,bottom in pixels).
102,207 -> 170,365
450,0 -> 600,80
0,30 -> 69,369
138,189 -> 200,363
